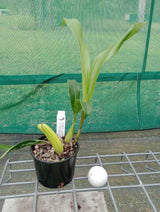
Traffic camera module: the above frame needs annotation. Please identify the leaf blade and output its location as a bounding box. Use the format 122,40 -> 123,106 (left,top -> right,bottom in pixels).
81,101 -> 92,119
68,80 -> 82,114
0,140 -> 45,160
88,22 -> 146,101
63,18 -> 90,102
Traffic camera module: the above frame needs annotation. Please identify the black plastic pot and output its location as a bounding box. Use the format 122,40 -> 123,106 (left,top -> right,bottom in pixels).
30,142 -> 79,188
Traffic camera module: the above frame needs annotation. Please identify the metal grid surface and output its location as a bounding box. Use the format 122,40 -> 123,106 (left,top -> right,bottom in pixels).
0,150 -> 160,212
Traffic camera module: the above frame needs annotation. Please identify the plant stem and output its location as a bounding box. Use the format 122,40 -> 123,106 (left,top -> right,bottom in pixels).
75,110 -> 85,142
65,114 -> 77,143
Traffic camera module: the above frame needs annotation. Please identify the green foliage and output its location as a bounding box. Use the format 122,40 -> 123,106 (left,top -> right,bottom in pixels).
67,80 -> 81,115
37,123 -> 64,155
0,139 -> 44,159
65,80 -> 81,143
63,18 -> 145,141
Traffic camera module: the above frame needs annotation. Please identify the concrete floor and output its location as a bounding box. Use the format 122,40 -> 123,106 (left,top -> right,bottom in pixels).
0,129 -> 160,211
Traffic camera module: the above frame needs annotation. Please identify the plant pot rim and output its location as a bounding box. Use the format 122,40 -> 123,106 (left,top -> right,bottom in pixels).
30,142 -> 79,165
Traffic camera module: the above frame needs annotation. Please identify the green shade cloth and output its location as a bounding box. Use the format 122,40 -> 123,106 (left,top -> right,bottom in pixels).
0,0 -> 160,133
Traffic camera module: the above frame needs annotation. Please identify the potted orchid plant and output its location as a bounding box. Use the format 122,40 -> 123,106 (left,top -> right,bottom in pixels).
0,18 -> 145,188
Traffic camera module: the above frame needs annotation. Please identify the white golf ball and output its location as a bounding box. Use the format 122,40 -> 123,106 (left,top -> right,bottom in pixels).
88,166 -> 108,187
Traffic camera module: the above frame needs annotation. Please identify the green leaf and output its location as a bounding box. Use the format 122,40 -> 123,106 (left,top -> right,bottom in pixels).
63,18 -> 90,102
87,22 -> 146,101
66,80 -> 82,143
68,80 -> 82,114
81,101 -> 92,119
37,124 -> 63,155
63,19 -> 145,103
0,140 -> 45,160
65,122 -> 75,143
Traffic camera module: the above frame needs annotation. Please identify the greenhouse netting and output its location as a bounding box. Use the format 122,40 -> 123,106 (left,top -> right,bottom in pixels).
0,0 -> 160,134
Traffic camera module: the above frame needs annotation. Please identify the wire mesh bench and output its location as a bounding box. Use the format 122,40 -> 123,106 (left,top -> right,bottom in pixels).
0,150 -> 160,212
